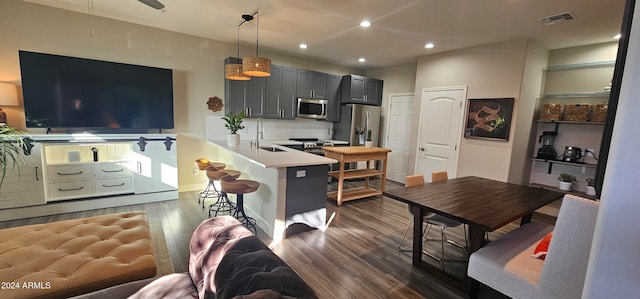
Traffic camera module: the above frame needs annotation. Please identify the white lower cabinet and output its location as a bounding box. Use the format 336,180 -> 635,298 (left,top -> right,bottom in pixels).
0,143 -> 45,209
45,162 -> 134,202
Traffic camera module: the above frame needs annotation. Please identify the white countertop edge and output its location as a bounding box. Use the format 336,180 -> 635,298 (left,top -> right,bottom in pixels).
210,140 -> 337,168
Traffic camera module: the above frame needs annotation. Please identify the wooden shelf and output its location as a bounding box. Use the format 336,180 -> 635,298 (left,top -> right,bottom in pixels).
542,91 -> 609,99
529,183 -> 598,200
537,120 -> 604,125
328,169 -> 384,179
545,61 -> 615,72
532,158 -> 597,174
532,158 -> 596,168
327,187 -> 381,202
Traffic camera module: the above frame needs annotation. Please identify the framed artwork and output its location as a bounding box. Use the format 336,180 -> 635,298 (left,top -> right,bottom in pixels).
464,98 -> 514,141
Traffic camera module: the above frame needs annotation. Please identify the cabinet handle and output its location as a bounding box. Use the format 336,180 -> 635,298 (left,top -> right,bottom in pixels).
137,161 -> 142,173
35,166 -> 39,181
102,169 -> 124,173
58,186 -> 84,192
57,171 -> 83,176
102,183 -> 126,188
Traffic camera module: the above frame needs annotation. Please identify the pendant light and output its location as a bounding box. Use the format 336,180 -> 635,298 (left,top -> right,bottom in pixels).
242,10 -> 271,77
225,21 -> 250,80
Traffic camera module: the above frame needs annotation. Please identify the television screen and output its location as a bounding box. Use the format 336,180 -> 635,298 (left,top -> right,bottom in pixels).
19,51 -> 174,130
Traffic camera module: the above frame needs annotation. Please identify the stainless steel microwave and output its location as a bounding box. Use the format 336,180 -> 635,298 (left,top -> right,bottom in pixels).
297,98 -> 328,119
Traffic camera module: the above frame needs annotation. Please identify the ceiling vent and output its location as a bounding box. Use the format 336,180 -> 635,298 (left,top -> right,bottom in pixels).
539,12 -> 577,25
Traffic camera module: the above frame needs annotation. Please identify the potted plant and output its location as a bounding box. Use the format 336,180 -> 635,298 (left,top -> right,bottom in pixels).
365,129 -> 373,147
222,111 -> 245,146
557,173 -> 576,191
585,177 -> 596,196
0,125 -> 27,188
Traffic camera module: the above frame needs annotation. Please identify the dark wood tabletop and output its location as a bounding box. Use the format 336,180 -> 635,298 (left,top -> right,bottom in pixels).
384,176 -> 564,231
383,175 -> 563,291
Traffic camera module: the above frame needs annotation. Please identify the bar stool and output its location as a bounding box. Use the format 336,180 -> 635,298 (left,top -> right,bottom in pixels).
217,175 -> 260,234
206,168 -> 241,216
194,158 -> 225,208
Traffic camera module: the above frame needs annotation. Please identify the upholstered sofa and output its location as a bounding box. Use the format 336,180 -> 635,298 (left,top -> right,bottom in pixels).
467,194 -> 599,299
74,216 -> 317,299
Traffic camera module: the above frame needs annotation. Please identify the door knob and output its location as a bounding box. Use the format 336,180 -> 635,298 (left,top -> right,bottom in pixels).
420,147 -> 425,151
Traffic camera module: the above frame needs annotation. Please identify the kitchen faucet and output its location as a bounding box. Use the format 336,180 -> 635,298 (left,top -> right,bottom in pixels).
256,118 -> 264,148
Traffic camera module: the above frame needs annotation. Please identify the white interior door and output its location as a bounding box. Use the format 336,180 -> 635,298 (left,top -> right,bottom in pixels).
415,86 -> 467,181
385,93 -> 414,183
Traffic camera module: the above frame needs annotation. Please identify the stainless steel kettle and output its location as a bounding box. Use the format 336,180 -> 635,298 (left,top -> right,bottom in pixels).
562,146 -> 582,162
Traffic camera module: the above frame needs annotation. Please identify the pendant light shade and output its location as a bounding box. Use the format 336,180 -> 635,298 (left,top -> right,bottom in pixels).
242,56 -> 271,77
225,57 -> 249,81
242,10 -> 271,77
225,21 -> 250,81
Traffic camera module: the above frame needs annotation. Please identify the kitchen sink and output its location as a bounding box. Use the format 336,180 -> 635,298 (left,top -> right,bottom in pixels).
260,146 -> 285,152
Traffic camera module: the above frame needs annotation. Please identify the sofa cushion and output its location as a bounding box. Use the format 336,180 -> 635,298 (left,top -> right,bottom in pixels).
127,273 -> 197,299
188,216 -> 254,299
214,236 -> 317,299
468,221 -> 553,299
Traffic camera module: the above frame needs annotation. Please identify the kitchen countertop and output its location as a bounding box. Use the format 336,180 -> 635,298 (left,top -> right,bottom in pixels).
210,140 -> 337,168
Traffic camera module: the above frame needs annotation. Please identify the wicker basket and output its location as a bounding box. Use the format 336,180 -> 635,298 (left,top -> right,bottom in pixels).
591,103 -> 608,123
564,104 -> 591,122
540,104 -> 564,121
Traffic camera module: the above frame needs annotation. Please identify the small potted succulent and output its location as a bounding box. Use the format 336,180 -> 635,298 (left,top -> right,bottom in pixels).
557,173 -> 576,191
365,129 -> 373,147
222,111 -> 245,146
585,177 -> 596,196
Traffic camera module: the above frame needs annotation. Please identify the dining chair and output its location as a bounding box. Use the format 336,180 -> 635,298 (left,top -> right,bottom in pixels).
397,172 -> 468,271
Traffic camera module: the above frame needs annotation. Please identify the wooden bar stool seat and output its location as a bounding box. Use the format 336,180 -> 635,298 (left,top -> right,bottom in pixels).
215,175 -> 260,234
195,158 -> 226,208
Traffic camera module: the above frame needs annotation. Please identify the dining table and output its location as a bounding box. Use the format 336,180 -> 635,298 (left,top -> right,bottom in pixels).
383,176 -> 563,291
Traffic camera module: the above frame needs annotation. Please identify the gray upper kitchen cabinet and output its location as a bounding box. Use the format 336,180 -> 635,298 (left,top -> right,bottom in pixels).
224,79 -> 246,115
244,77 -> 265,118
223,77 -> 264,118
326,74 -> 342,122
265,65 -> 297,119
297,69 -> 327,99
341,74 -> 383,106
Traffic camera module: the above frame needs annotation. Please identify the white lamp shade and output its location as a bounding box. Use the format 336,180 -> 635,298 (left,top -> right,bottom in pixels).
0,82 -> 19,106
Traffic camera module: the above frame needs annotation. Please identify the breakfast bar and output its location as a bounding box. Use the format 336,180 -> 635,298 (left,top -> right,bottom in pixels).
323,146 -> 391,206
210,140 -> 337,241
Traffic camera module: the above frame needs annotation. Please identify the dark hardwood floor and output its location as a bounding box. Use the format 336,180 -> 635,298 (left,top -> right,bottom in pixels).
0,178 -> 554,298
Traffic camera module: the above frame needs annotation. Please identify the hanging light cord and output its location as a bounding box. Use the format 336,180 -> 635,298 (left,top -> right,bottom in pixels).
255,11 -> 259,57
236,24 -> 241,58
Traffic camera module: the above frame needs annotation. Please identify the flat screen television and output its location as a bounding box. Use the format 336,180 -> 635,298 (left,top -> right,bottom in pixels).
19,50 -> 174,131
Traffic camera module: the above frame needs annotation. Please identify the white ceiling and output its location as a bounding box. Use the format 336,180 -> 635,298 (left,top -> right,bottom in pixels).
23,0 -> 627,69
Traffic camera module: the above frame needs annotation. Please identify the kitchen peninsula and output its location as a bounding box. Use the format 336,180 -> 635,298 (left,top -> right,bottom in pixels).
209,140 -> 337,241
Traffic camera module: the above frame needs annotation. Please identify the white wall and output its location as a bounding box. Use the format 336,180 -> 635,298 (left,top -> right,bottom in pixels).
507,40 -> 549,184
583,3 -> 640,297
412,39 -> 530,181
0,0 -> 359,191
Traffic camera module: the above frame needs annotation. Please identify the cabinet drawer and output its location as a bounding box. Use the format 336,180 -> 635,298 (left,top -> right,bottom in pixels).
48,180 -> 93,200
47,164 -> 92,181
93,162 -> 132,178
94,176 -> 134,194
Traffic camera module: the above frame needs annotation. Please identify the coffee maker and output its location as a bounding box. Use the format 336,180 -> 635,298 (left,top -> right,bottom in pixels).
536,131 -> 558,160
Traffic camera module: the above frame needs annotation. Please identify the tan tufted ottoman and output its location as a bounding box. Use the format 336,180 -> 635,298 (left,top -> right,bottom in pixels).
0,211 -> 157,299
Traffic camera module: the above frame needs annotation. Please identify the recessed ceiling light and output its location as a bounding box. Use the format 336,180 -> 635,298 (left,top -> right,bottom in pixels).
425,43 -> 435,49
360,20 -> 371,28
358,58 -> 366,63
299,43 -> 308,49
613,34 -> 621,39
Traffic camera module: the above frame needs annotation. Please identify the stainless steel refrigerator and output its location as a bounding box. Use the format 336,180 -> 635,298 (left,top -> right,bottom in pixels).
333,104 -> 381,169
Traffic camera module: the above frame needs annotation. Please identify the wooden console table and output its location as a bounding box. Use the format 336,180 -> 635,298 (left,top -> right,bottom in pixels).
323,146 -> 391,206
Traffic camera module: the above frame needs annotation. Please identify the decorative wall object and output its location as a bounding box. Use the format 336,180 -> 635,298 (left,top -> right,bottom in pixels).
464,98 -> 514,141
207,96 -> 223,112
